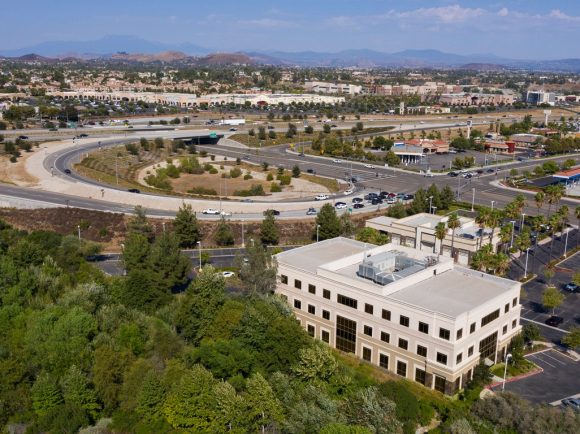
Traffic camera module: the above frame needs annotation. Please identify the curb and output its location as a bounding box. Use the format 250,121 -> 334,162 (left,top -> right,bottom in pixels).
487,366 -> 544,389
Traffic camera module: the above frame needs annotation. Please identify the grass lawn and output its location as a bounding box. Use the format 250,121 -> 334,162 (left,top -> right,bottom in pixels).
490,358 -> 537,378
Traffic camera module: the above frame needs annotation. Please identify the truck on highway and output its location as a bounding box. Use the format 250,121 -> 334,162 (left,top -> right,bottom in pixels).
217,118 -> 246,126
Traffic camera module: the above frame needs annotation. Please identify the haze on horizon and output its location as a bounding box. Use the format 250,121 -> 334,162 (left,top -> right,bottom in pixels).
1,0 -> 579,59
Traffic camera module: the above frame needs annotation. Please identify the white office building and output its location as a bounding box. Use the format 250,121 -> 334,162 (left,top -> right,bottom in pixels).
275,238 -> 522,395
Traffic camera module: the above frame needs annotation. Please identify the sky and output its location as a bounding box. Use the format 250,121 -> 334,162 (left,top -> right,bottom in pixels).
1,0 -> 579,59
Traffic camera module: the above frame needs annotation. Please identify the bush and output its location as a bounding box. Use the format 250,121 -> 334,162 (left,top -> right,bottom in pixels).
208,167 -> 218,174
229,167 -> 242,178
279,174 -> 292,185
270,182 -> 282,192
243,172 -> 253,180
188,187 -> 218,195
266,173 -> 274,181
233,184 -> 266,196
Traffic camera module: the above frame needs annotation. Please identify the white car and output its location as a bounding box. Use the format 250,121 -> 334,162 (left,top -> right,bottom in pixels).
220,210 -> 232,216
335,202 -> 347,209
386,198 -> 396,204
364,164 -> 374,169
315,194 -> 329,201
202,208 -> 220,215
344,188 -> 354,195
424,172 -> 434,177
333,159 -> 343,163
222,271 -> 235,278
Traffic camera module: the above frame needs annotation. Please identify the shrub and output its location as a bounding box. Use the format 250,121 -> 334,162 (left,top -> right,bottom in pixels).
188,187 -> 218,195
243,172 -> 253,180
266,173 -> 274,181
270,182 -> 282,193
230,167 -> 242,178
233,184 -> 266,196
279,175 -> 292,185
208,167 -> 218,174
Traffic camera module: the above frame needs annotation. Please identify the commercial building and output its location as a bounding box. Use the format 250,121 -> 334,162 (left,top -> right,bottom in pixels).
439,93 -> 515,106
366,214 -> 501,265
485,141 -> 515,154
525,91 -> 556,106
276,238 -> 522,395
404,139 -> 450,154
305,81 -> 362,95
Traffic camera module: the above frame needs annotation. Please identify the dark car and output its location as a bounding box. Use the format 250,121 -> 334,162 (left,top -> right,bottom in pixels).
353,203 -> 364,209
64,169 -> 72,174
371,198 -> 383,205
448,171 -> 458,177
476,169 -> 484,174
486,168 -> 495,173
128,188 -> 141,193
264,209 -> 280,216
78,133 -> 88,138
545,316 -> 564,327
352,197 -> 363,204
267,125 -> 275,129
561,398 -> 580,411
403,194 -> 414,200
364,193 -> 378,200
306,207 -> 317,215
18,135 -> 29,140
306,168 -> 315,174
379,191 -> 390,198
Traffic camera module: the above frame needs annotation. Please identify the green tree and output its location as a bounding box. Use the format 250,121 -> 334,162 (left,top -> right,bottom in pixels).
315,203 -> 341,240
292,165 -> 301,178
31,372 -> 63,417
355,227 -> 389,245
215,216 -> 235,246
260,211 -> 280,246
127,206 -> 154,241
136,371 -> 166,421
340,212 -> 355,238
292,341 -> 338,382
122,232 -> 151,272
60,365 -> 100,418
238,239 -> 278,295
434,222 -> 447,255
562,327 -> 580,349
345,387 -> 402,434
542,286 -> 564,315
447,213 -> 461,260
174,203 -> 201,248
92,346 -> 134,412
244,372 -> 283,433
148,233 -> 191,290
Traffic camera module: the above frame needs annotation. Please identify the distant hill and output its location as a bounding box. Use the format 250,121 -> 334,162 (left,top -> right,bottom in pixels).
1,36 -> 579,71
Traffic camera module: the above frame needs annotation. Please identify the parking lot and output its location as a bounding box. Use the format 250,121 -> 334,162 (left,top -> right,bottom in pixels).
493,349 -> 580,404
519,251 -> 580,342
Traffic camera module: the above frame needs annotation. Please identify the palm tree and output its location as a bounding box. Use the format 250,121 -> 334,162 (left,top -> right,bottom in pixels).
548,213 -> 562,260
514,194 -> 526,215
487,209 -> 503,250
447,213 -> 461,261
476,207 -> 491,249
499,224 -> 513,253
494,253 -> 511,276
434,222 -> 447,256
545,184 -> 565,218
534,191 -> 545,216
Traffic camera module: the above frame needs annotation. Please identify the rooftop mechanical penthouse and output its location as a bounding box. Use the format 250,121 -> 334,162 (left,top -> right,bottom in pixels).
275,238 -> 522,395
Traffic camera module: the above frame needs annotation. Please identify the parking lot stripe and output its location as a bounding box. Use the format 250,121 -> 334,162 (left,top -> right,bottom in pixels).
528,354 -> 556,368
541,352 -> 567,365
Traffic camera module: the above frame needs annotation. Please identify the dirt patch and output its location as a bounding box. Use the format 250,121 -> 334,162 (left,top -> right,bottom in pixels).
0,151 -> 40,186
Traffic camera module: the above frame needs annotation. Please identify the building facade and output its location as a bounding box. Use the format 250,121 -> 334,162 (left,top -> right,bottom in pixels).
366,214 -> 501,265
275,238 -> 522,395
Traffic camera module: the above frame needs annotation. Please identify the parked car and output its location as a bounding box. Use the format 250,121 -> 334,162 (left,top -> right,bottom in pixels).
18,135 -> 28,140
403,194 -> 414,200
424,172 -> 434,177
335,202 -> 347,209
371,198 -> 383,205
561,398 -> 580,411
315,194 -> 329,201
333,159 -> 343,163
448,171 -> 458,177
486,168 -> 495,173
202,208 -> 220,215
78,133 -> 88,138
352,197 -> 363,204
364,193 -> 378,200
364,164 -> 374,169
306,207 -> 317,215
220,210 -> 232,216
344,189 -> 354,195
545,316 -> 564,327
264,209 -> 280,216
306,168 -> 315,174
128,188 -> 140,193
222,271 -> 235,278
353,203 -> 364,209
386,198 -> 396,204
229,128 -> 237,131
564,282 -> 579,292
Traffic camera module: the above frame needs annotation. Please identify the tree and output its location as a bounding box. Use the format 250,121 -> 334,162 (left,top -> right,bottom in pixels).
148,233 -> 191,290
562,327 -> 580,349
355,227 -> 389,245
292,164 -> 301,178
92,346 -> 134,412
345,387 -> 401,434
244,372 -> 283,433
127,206 -> 154,242
238,239 -> 278,295
434,222 -> 447,255
122,232 -> 151,272
440,185 -> 455,210
339,212 -> 355,238
31,372 -> 63,417
215,216 -> 235,246
542,286 -> 564,315
446,213 -> 461,261
60,365 -> 100,418
260,211 -> 280,246
292,341 -> 338,382
522,324 -> 541,344
174,203 -> 201,248
315,204 -> 341,240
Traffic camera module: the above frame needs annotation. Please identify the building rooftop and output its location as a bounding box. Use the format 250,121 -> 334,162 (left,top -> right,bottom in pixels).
389,267 -> 514,317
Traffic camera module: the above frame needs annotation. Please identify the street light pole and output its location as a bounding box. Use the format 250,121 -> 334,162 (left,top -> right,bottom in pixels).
77,225 -> 81,242
429,196 -> 433,214
510,221 -> 516,249
502,353 -> 512,391
241,219 -> 245,248
491,200 -> 495,211
563,228 -> 570,258
520,213 -> 526,233
524,248 -> 530,279
316,224 -> 320,243
471,188 -> 475,212
197,241 -> 202,271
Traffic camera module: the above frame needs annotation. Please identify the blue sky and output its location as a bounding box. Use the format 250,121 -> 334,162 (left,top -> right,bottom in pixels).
2,0 -> 579,58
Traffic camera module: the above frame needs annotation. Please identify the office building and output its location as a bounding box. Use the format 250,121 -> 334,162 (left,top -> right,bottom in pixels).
275,238 -> 522,395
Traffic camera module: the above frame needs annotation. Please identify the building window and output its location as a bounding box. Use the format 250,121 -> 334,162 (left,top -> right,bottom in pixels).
336,315 -> 357,353
396,361 -> 407,377
436,352 -> 448,365
481,309 -> 500,327
322,310 -> 330,320
504,303 -> 509,313
280,275 -> 288,284
379,353 -> 389,369
294,279 -> 302,290
434,375 -> 446,393
418,321 -> 429,334
400,315 -> 410,327
468,346 -> 474,357
362,347 -> 372,361
512,297 -> 518,307
323,289 -> 331,299
337,294 -> 358,309
307,324 -> 315,337
417,345 -> 427,357
456,353 -> 463,364
502,325 -> 508,335
365,303 -> 374,315
380,331 -> 390,343
398,338 -> 408,350
321,330 -> 330,343
308,284 -> 316,294
479,331 -> 498,360
512,319 -> 517,329
381,309 -> 391,321
308,304 -> 316,315
470,322 -> 476,334
439,328 -> 450,341
294,299 -> 301,309
415,368 -> 426,385
364,325 -> 373,336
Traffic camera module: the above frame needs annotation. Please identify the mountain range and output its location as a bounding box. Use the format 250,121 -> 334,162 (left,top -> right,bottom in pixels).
1,35 -> 579,71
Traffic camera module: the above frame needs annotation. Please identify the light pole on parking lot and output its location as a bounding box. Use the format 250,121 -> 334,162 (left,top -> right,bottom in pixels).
316,225 -> 320,243
471,188 -> 475,212
563,227 -> 570,258
502,353 -> 512,391
197,241 -> 202,271
510,221 -> 516,249
524,248 -> 530,279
